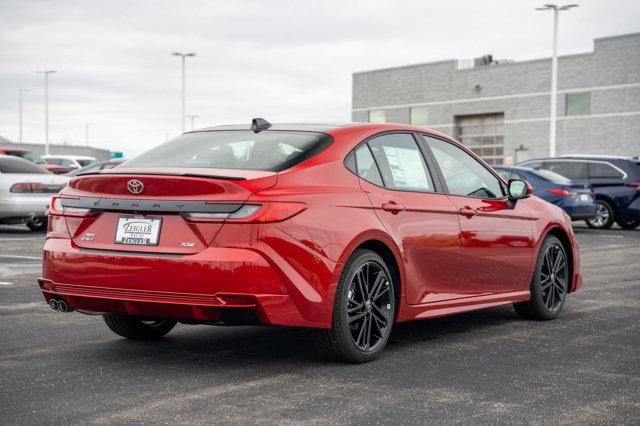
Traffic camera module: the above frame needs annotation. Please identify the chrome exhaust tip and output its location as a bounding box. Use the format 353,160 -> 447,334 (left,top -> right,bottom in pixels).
49,299 -> 59,311
57,299 -> 69,313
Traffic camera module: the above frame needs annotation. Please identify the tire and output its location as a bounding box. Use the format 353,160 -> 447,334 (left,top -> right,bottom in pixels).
585,200 -> 615,229
314,249 -> 396,363
514,235 -> 569,320
616,217 -> 640,230
103,314 -> 177,340
26,217 -> 47,231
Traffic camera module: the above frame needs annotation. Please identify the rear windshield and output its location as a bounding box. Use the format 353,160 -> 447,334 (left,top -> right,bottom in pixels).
6,150 -> 44,164
77,159 -> 95,167
530,169 -> 572,184
124,130 -> 333,172
0,156 -> 51,174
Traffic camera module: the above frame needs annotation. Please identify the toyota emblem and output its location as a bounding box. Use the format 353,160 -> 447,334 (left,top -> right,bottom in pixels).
127,179 -> 144,195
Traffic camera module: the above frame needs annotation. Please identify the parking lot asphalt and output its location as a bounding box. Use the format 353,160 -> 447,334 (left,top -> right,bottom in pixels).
0,223 -> 638,425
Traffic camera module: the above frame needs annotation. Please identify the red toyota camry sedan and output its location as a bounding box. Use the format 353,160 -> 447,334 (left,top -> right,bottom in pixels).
40,119 -> 581,363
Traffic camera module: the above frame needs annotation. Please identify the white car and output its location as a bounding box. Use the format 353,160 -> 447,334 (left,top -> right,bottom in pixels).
41,154 -> 97,169
0,155 -> 69,231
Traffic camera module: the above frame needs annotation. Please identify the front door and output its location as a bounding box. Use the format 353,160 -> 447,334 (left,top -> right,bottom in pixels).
424,135 -> 534,294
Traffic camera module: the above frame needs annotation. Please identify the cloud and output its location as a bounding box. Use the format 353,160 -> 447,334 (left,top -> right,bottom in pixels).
0,0 -> 638,157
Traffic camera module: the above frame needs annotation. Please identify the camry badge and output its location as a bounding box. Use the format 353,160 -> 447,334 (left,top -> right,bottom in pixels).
127,179 -> 144,195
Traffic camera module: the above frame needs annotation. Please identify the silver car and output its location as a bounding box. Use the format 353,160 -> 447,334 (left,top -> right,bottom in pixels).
0,155 -> 69,231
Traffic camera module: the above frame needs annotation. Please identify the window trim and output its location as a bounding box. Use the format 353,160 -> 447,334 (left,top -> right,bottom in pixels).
343,130 -> 444,194
417,133 -> 509,201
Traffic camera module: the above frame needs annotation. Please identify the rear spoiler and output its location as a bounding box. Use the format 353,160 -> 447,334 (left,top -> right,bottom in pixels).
75,170 -> 247,180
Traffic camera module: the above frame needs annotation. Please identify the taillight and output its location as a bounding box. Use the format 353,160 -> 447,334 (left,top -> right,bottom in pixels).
183,202 -> 307,223
10,182 -> 32,193
548,189 -> 570,197
625,182 -> 640,188
49,196 -> 97,217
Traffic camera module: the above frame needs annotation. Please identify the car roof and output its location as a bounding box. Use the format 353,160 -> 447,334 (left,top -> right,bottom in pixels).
493,165 -> 536,173
0,147 -> 30,152
522,155 -> 639,163
192,123 -> 357,133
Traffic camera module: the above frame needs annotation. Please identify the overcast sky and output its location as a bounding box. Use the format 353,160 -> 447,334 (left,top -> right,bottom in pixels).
0,0 -> 638,157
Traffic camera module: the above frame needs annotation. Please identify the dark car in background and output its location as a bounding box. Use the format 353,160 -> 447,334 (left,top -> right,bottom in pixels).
518,155 -> 640,229
494,165 -> 596,221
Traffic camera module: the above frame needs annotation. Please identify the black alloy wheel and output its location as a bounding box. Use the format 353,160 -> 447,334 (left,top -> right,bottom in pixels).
514,235 -> 569,320
315,250 -> 395,363
616,216 -> 640,230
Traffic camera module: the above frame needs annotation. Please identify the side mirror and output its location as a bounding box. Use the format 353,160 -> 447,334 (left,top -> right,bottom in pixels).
508,179 -> 532,200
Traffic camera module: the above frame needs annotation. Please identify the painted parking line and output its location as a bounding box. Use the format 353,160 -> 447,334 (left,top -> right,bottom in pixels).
0,281 -> 13,286
0,254 -> 42,260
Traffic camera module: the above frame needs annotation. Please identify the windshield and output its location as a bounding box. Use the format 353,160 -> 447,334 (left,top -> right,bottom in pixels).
7,151 -> 44,164
123,130 -> 332,172
531,168 -> 572,184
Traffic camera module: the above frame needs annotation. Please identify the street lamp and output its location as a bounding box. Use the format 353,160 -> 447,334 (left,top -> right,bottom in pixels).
170,52 -> 197,133
187,114 -> 198,131
536,3 -> 578,157
36,70 -> 57,155
18,88 -> 29,143
85,123 -> 92,146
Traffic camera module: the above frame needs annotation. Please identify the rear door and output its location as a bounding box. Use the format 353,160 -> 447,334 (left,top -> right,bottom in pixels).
423,135 -> 534,294
353,132 -> 463,305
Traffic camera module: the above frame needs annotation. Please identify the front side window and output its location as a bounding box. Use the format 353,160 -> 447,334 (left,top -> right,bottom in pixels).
544,161 -> 588,180
566,93 -> 591,116
367,133 -> 434,192
123,130 -> 332,172
426,136 -> 504,199
589,162 -> 624,179
410,107 -> 429,126
368,110 -> 386,123
355,145 -> 383,186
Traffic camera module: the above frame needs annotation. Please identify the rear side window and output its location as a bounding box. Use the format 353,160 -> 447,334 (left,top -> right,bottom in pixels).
355,145 -> 384,187
367,133 -> 434,192
0,156 -> 50,174
124,130 -> 332,172
589,162 -> 624,178
544,161 -> 588,180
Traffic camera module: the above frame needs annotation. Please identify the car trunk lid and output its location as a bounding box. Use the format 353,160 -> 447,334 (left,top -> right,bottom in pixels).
60,168 -> 276,254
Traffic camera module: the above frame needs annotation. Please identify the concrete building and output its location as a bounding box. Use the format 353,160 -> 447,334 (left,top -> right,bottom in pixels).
0,135 -> 112,161
352,32 -> 640,165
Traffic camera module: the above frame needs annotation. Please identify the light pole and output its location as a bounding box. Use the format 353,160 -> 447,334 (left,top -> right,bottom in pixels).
18,88 -> 29,143
536,3 -> 578,157
85,123 -> 92,146
36,70 -> 57,154
170,52 -> 196,133
187,114 -> 198,131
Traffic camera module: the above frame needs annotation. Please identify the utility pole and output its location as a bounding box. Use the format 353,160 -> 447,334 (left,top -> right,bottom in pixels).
18,88 -> 29,143
536,4 -> 578,157
187,114 -> 198,131
85,123 -> 92,146
170,52 -> 197,133
36,70 -> 57,154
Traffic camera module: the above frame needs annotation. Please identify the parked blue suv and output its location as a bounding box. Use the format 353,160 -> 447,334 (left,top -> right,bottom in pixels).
494,165 -> 596,220
518,156 -> 640,230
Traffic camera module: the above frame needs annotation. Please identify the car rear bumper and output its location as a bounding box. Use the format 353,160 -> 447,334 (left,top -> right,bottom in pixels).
560,203 -> 596,220
39,237 -> 336,328
0,195 -> 52,221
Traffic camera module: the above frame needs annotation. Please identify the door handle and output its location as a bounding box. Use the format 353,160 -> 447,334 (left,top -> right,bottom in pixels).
381,202 -> 405,212
458,206 -> 478,217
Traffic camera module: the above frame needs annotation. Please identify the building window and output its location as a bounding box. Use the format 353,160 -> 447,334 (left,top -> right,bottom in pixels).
369,110 -> 386,123
565,92 -> 591,116
410,107 -> 429,126
455,113 -> 505,165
